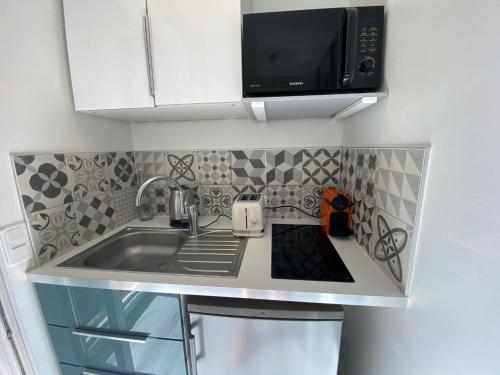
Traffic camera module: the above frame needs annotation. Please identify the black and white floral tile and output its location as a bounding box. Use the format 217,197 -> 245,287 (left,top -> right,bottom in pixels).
65,152 -> 110,201
27,203 -> 80,264
344,146 -> 428,295
199,185 -> 233,216
165,150 -> 199,185
198,150 -> 232,185
12,152 -> 140,265
106,152 -> 138,191
13,154 -> 74,214
267,185 -> 302,219
302,185 -> 327,218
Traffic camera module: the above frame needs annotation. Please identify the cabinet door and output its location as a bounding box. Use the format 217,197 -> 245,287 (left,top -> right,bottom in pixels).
63,0 -> 154,110
35,284 -> 183,340
190,313 -> 342,375
148,0 -> 242,105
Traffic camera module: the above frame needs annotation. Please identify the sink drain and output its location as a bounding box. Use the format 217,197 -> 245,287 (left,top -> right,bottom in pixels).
158,262 -> 169,270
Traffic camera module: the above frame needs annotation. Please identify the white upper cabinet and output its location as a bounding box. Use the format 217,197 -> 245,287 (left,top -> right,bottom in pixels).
62,0 -> 384,121
147,0 -> 242,106
63,0 -> 154,111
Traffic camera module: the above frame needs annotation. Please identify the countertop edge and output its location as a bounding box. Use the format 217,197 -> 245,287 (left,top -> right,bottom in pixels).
27,272 -> 408,308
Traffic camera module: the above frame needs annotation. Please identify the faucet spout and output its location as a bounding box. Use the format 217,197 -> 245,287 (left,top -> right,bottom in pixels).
136,175 -> 198,235
136,176 -> 185,213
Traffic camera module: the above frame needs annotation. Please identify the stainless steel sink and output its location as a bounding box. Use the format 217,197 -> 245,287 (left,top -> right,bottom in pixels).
58,227 -> 248,278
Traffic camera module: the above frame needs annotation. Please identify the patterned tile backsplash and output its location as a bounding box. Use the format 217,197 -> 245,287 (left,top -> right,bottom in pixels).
12,145 -> 428,289
140,148 -> 341,221
13,154 -> 74,214
65,152 -> 110,201
12,152 -> 139,264
341,146 -> 428,295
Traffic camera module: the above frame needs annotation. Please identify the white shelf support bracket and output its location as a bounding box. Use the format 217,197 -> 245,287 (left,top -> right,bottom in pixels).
250,101 -> 267,122
334,96 -> 378,119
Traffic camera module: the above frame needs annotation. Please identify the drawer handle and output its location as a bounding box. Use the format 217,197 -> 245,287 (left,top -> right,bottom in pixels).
82,368 -> 128,375
72,328 -> 148,344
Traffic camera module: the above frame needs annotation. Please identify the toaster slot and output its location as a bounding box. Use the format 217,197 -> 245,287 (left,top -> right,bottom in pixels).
245,208 -> 248,229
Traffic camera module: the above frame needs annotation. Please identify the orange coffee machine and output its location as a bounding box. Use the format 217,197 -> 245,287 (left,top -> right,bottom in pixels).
320,187 -> 353,237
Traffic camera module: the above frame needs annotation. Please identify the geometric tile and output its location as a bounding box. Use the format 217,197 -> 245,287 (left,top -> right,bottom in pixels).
134,151 -> 166,178
266,149 -> 303,185
65,153 -> 110,201
301,185 -> 327,218
12,153 -> 74,214
266,185 -> 302,219
27,203 -> 80,264
353,148 -> 378,204
165,151 -> 199,185
147,180 -> 170,216
302,148 -> 341,185
106,152 -> 138,192
231,150 -> 266,185
352,199 -> 375,252
232,185 -> 266,202
75,193 -> 118,242
198,150 -> 232,185
199,185 -> 233,216
369,208 -> 414,294
340,148 -> 356,194
113,187 -> 139,226
376,148 -> 426,226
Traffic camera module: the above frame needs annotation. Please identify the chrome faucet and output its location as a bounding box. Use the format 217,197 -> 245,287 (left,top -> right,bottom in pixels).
135,176 -> 198,235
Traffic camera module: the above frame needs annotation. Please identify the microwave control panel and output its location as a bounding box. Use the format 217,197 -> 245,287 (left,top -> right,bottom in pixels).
352,7 -> 384,89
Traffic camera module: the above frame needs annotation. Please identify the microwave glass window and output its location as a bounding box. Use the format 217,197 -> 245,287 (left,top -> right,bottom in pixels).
255,25 -> 341,87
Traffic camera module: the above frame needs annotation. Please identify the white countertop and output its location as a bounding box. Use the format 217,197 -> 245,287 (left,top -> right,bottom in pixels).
27,217 -> 408,308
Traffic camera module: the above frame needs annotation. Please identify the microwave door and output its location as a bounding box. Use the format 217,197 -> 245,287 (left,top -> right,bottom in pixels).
243,9 -> 346,97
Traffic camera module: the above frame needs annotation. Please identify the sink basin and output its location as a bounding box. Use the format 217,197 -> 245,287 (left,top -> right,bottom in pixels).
58,227 -> 248,278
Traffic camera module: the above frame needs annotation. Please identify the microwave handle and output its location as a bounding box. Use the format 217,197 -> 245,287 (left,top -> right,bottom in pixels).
342,8 -> 358,88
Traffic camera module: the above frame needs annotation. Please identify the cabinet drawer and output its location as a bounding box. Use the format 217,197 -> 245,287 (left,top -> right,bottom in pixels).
50,325 -> 186,375
60,362 -> 158,375
36,284 -> 183,340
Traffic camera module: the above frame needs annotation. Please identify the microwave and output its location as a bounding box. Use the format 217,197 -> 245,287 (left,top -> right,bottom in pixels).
242,6 -> 384,97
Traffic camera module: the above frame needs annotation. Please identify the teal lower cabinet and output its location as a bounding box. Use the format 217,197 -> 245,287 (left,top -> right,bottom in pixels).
35,283 -> 188,375
35,283 -> 183,340
50,325 -> 186,375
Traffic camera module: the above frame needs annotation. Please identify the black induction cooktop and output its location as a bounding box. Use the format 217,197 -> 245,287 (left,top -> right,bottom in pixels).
271,224 -> 354,283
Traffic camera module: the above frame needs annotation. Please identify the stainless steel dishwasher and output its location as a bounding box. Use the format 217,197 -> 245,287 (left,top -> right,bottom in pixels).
187,296 -> 344,375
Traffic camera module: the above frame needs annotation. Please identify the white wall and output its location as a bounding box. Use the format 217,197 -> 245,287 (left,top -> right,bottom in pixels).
340,0 -> 500,374
0,0 -> 132,228
132,118 -> 343,150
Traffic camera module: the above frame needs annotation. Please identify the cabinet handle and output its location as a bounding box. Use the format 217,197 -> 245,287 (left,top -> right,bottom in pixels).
189,334 -> 198,375
82,368 -> 128,375
143,15 -> 155,98
72,328 -> 148,344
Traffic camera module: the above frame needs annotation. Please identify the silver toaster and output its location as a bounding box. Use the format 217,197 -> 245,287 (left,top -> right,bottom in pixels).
232,193 -> 266,237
